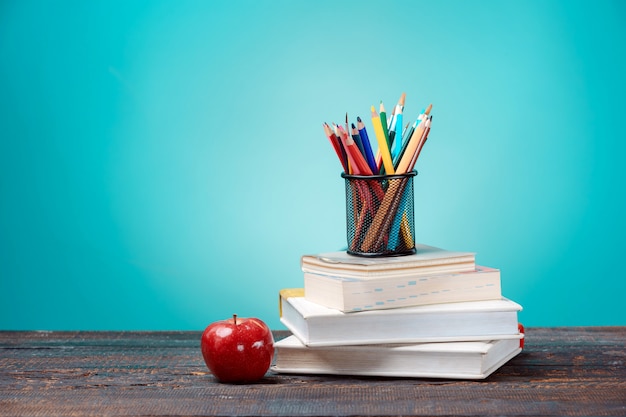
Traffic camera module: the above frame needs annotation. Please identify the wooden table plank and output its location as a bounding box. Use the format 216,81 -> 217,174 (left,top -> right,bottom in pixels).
0,327 -> 624,416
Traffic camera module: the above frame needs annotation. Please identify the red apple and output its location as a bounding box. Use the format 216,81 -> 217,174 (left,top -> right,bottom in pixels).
200,314 -> 274,383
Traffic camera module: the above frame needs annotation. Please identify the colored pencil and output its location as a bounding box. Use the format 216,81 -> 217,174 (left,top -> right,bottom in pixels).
350,123 -> 366,158
408,115 -> 432,171
379,101 -> 391,150
371,105 -> 395,175
395,104 -> 432,174
394,108 -> 424,169
399,212 -> 413,249
338,125 -> 372,176
345,113 -> 350,145
387,181 -> 411,251
378,101 -> 392,176
391,104 -> 403,160
323,122 -> 348,173
387,93 -> 406,149
332,122 -> 352,174
356,116 -> 378,173
360,178 -> 406,252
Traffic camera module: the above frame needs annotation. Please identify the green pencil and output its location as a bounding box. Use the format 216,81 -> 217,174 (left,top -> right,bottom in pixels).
379,101 -> 391,149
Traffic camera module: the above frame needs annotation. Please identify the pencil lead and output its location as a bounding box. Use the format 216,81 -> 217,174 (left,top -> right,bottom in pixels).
357,116 -> 363,123
425,104 -> 433,115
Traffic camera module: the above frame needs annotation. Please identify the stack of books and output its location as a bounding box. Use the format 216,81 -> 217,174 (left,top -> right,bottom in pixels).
272,243 -> 524,380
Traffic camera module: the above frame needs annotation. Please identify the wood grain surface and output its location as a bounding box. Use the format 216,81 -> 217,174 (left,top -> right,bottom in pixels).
0,327 -> 624,416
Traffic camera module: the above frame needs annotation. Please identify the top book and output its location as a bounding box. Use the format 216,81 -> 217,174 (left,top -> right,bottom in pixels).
301,244 -> 476,278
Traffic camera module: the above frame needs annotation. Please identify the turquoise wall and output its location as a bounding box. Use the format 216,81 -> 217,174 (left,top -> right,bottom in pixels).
1,0 -> 625,330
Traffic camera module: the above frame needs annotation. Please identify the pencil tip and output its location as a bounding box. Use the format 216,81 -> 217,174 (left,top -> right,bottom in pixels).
357,116 -> 362,122
351,123 -> 356,128
399,93 -> 406,106
425,104 -> 433,114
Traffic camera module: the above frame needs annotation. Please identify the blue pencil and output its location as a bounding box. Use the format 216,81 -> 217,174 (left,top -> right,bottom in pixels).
356,116 -> 378,174
350,123 -> 366,158
391,110 -> 403,160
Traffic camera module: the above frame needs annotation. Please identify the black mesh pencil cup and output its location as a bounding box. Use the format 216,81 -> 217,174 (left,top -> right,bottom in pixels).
342,171 -> 417,257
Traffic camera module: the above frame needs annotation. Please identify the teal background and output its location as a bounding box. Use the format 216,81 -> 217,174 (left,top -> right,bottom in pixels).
1,0 -> 625,331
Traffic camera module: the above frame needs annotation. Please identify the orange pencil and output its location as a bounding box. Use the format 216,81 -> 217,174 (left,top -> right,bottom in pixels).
408,115 -> 432,171
359,179 -> 407,253
395,104 -> 432,174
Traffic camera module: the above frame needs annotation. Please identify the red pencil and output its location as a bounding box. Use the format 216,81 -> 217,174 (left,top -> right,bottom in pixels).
323,122 -> 348,172
338,126 -> 372,176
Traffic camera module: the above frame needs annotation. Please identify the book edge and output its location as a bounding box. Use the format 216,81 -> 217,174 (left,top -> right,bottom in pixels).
271,341 -> 522,379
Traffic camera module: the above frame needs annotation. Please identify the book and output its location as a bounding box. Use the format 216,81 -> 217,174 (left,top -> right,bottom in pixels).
279,289 -> 522,347
304,265 -> 502,312
271,334 -> 523,380
301,244 -> 475,279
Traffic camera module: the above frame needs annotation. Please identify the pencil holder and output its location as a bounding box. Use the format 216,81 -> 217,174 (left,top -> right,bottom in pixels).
342,171 -> 417,257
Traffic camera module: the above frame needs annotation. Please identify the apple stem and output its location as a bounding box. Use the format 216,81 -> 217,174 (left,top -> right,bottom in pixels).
233,314 -> 237,325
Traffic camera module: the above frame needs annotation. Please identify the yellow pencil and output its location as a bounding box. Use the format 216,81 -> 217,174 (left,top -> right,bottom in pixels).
399,213 -> 413,249
370,105 -> 395,175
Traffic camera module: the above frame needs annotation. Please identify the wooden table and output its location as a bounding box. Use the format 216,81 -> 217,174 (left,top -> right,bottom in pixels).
1,327 -> 624,416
